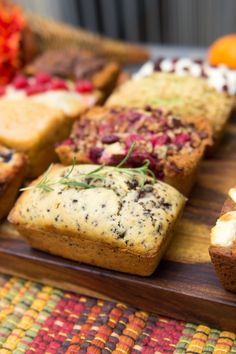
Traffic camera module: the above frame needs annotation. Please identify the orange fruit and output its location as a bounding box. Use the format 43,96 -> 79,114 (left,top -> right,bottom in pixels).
208,34 -> 236,69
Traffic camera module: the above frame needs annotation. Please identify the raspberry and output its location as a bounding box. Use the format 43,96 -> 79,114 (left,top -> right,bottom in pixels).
75,80 -> 94,93
0,86 -> 6,96
26,84 -> 46,96
12,75 -> 29,89
48,80 -> 68,90
35,72 -> 52,84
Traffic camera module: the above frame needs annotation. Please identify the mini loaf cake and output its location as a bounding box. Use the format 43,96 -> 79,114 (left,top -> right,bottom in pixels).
209,187 -> 236,293
0,146 -> 26,220
8,164 -> 186,276
0,73 -> 102,120
56,106 -> 212,195
134,58 -> 236,95
107,72 -> 234,147
24,49 -> 120,97
0,100 -> 71,178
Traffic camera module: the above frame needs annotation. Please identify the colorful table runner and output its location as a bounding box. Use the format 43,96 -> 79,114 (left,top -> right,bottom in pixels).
0,274 -> 235,354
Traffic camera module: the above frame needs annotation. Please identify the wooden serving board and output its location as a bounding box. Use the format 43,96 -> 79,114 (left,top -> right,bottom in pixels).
0,116 -> 236,331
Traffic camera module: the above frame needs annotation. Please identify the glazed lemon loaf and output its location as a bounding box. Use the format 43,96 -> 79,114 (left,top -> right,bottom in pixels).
0,100 -> 71,177
9,164 -> 186,275
209,186 -> 236,293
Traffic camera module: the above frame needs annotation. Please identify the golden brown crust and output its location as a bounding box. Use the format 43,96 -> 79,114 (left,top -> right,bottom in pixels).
0,149 -> 27,220
209,188 -> 236,293
0,100 -> 73,178
8,164 -> 185,275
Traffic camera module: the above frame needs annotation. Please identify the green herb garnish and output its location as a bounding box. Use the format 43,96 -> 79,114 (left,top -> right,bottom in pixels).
20,143 -> 156,193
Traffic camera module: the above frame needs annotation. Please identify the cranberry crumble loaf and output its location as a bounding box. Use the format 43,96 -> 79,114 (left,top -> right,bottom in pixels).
107,72 -> 234,147
9,164 -> 185,275
209,186 -> 236,293
0,146 -> 26,220
134,58 -> 236,95
0,100 -> 71,178
24,49 -> 120,97
0,73 -> 102,120
56,107 -> 212,195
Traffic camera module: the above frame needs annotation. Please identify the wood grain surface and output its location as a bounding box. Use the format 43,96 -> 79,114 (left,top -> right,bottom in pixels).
0,115 -> 236,331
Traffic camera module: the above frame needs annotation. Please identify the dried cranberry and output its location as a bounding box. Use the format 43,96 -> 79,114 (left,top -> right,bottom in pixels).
35,72 -> 52,84
128,111 -> 142,122
48,80 -> 68,91
26,84 -> 46,96
12,75 -> 29,89
125,134 -> 143,148
173,133 -> 191,145
75,80 -> 94,93
0,86 -> 6,96
62,138 -> 74,146
89,147 -> 103,162
102,135 -> 119,144
151,134 -> 170,146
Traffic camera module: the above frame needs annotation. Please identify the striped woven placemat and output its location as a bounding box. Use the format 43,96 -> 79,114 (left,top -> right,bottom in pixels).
0,274 -> 235,354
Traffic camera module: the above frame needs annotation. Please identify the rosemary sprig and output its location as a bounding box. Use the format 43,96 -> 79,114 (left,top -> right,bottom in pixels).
20,142 -> 156,193
20,164 -> 55,192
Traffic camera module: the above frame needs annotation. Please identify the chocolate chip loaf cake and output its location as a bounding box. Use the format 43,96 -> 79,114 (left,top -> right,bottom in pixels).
107,72 -> 234,147
56,106 -> 212,195
0,146 -> 26,220
24,48 -> 120,97
209,187 -> 236,293
0,100 -> 71,178
0,73 -> 102,120
9,164 -> 186,276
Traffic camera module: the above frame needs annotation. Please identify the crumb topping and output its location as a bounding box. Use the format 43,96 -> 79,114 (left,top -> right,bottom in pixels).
60,107 -> 210,179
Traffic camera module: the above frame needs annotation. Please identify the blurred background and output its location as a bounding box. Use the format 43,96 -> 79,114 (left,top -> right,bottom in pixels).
15,0 -> 236,46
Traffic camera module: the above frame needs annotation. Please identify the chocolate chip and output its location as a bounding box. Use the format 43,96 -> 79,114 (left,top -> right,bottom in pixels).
89,147 -> 103,162
126,179 -> 139,190
101,135 -> 120,144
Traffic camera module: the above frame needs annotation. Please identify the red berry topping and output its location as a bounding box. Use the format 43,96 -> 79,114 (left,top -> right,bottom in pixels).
48,80 -> 68,91
12,75 -> 29,89
26,84 -> 46,96
151,134 -> 170,146
35,72 -> 52,84
62,138 -> 74,146
75,80 -> 94,93
0,86 -> 6,96
173,133 -> 191,144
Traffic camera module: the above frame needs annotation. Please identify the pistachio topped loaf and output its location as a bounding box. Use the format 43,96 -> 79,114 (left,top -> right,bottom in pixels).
9,164 -> 186,275
209,186 -> 236,293
106,72 -> 234,146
